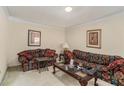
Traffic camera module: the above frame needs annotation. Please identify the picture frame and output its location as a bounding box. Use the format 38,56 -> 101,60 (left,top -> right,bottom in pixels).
28,30 -> 41,46
86,29 -> 101,49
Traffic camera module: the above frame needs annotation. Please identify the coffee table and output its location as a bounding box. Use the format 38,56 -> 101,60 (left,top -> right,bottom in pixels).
53,63 -> 98,86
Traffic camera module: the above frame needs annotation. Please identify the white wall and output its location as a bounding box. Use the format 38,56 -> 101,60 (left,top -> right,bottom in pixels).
66,11 -> 124,57
0,7 -> 8,83
7,18 -> 66,66
5,8 -> 124,67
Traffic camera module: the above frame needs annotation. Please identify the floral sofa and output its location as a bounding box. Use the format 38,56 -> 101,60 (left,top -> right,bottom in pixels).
18,49 -> 58,72
64,50 -> 124,86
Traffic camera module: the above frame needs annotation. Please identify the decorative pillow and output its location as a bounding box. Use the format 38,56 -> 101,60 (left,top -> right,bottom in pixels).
102,72 -> 111,81
44,49 -> 55,57
114,71 -> 124,80
107,59 -> 124,70
120,66 -> 124,74
18,51 -> 33,60
18,51 -> 27,56
100,66 -> 109,72
64,50 -> 74,59
39,49 -> 46,57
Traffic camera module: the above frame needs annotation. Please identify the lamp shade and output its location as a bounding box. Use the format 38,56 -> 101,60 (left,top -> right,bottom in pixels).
62,42 -> 69,49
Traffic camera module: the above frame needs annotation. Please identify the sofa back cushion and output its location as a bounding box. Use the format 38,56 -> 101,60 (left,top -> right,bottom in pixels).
88,52 -> 122,65
88,53 -> 102,64
100,55 -> 122,65
33,49 -> 41,57
107,59 -> 124,85
107,59 -> 124,70
29,49 -> 44,58
73,50 -> 89,61
88,53 -> 111,65
26,49 -> 46,57
18,50 -> 34,60
18,49 -> 46,58
37,49 -> 46,57
73,50 -> 122,65
44,49 -> 56,57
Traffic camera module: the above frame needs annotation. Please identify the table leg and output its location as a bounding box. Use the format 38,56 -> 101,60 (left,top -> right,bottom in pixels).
53,65 -> 56,74
22,63 -> 25,72
42,61 -> 49,71
94,77 -> 98,86
79,79 -> 88,86
38,62 -> 41,73
46,61 -> 49,71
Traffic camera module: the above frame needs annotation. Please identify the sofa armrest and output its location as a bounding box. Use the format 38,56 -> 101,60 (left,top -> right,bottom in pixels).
18,56 -> 29,63
97,63 -> 124,82
107,59 -> 124,69
18,52 -> 34,61
98,59 -> 124,73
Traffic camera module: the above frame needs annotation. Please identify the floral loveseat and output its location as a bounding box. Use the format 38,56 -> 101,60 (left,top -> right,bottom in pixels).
64,50 -> 124,86
18,49 -> 58,72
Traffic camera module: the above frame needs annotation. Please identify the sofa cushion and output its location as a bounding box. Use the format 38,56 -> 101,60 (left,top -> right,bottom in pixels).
88,52 -> 122,65
88,53 -> 112,65
107,59 -> 124,70
88,53 -> 101,64
74,58 -> 83,63
96,65 -> 112,82
100,55 -> 110,65
39,49 -> 46,57
85,63 -> 97,68
73,50 -> 89,61
44,49 -> 56,57
115,72 -> 124,85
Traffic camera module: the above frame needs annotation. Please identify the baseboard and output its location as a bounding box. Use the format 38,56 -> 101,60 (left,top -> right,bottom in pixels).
8,63 -> 21,67
0,65 -> 22,86
0,67 -> 8,86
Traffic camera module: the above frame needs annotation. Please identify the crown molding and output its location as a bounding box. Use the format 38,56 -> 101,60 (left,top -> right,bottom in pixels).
8,16 -> 42,26
66,9 -> 124,29
7,7 -> 124,29
8,16 -> 66,28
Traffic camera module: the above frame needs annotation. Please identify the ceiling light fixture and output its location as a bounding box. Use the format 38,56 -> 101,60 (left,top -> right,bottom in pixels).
65,7 -> 72,12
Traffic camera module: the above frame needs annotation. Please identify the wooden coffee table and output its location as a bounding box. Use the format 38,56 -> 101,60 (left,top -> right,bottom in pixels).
53,63 -> 98,86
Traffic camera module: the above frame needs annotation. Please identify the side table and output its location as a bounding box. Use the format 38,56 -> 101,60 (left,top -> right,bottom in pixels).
36,57 -> 50,73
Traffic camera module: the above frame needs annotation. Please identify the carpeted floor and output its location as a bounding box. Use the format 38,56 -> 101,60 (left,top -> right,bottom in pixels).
1,66 -> 113,86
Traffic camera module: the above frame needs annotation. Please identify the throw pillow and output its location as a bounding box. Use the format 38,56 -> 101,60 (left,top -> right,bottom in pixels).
44,49 -> 55,57
107,59 -> 124,70
18,51 -> 32,60
64,50 -> 74,59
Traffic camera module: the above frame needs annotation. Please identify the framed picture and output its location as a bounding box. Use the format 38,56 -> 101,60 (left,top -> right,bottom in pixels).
28,30 -> 41,46
86,29 -> 101,49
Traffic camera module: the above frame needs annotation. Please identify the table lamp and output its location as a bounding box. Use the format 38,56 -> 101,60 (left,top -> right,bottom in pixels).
62,42 -> 70,51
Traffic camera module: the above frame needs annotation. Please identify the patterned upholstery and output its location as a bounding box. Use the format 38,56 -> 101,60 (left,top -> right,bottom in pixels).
18,49 -> 58,72
44,49 -> 56,57
107,59 -> 124,85
73,50 -> 122,65
64,49 -> 124,86
73,50 -> 89,61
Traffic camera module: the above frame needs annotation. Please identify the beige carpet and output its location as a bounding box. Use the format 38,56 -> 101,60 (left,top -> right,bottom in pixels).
2,66 -> 113,86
